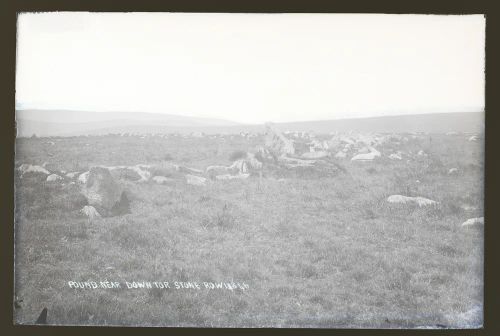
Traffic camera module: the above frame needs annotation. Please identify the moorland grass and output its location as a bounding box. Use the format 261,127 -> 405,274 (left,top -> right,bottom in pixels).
13,133 -> 483,327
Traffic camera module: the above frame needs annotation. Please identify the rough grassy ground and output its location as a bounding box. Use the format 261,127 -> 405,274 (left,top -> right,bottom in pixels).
13,133 -> 484,328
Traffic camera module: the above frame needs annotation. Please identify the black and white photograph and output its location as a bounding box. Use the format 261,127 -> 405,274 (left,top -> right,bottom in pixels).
14,12 -> 485,328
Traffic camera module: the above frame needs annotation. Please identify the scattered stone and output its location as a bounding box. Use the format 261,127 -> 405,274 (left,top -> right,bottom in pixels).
244,152 -> 263,170
468,135 -> 478,142
256,146 -> 273,161
126,165 -> 152,181
46,174 -> 63,182
105,165 -> 151,182
460,204 -> 477,211
152,176 -> 173,184
357,147 -> 371,154
207,152 -> 262,179
186,174 -> 207,186
389,153 -> 403,160
177,165 -> 204,175
334,151 -> 347,159
78,171 -> 90,184
80,205 -> 101,220
206,165 -> 233,179
301,151 -> 330,159
461,217 -> 484,227
216,173 -> 250,180
230,159 -> 249,174
18,164 -> 50,177
387,195 -> 439,207
339,136 -> 355,145
279,156 -> 316,167
351,147 -> 381,161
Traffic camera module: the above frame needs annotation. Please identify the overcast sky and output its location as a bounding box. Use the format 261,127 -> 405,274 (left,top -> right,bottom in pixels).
16,13 -> 485,124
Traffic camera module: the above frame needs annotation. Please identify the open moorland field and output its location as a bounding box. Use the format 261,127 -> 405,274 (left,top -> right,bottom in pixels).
14,131 -> 484,328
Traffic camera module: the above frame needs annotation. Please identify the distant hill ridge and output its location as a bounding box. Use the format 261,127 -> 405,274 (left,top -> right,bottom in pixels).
16,110 -> 484,137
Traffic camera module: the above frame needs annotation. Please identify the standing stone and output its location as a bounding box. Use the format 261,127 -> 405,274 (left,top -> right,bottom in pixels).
81,167 -> 128,216
264,123 -> 295,157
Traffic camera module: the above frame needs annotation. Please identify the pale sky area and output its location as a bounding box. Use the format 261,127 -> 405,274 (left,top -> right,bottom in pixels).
16,13 -> 485,124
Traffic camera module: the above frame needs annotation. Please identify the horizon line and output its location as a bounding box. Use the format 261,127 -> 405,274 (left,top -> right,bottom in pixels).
15,108 -> 485,126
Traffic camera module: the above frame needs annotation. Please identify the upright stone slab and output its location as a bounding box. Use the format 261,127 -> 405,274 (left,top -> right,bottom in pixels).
82,167 -> 127,216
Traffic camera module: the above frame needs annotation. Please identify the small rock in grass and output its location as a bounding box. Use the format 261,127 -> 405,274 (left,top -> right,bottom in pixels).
387,195 -> 439,207
461,217 -> 484,227
66,172 -> 79,178
186,174 -> 207,186
78,171 -> 90,184
18,164 -> 50,177
389,153 -> 402,160
152,176 -> 173,184
468,135 -> 478,142
80,205 -> 101,220
334,151 -> 347,159
46,174 -> 63,182
215,173 -> 250,180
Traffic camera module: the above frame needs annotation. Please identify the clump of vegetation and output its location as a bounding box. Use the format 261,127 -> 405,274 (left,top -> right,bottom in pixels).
201,204 -> 236,230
